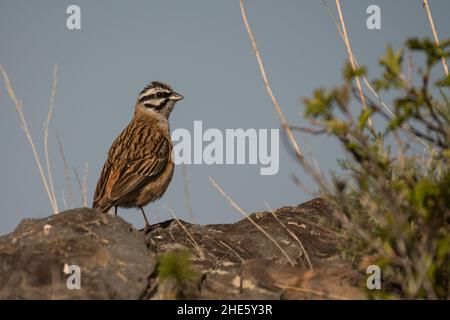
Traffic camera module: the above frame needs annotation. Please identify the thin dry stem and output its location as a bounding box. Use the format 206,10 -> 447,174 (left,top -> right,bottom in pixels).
335,0 -> 374,129
73,163 -> 89,207
423,0 -> 449,76
209,176 -> 295,267
218,240 -> 245,263
182,164 -> 195,223
73,167 -> 83,206
0,65 -> 58,213
322,0 -> 430,150
61,189 -> 68,210
407,52 -> 414,88
240,0 -> 331,192
44,65 -> 59,213
56,133 -> 75,208
275,283 -> 351,300
291,174 -> 314,196
82,162 -> 89,207
162,205 -> 206,260
239,0 -> 303,159
265,202 -> 313,270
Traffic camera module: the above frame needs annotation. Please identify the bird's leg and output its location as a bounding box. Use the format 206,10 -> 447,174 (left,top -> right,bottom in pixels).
139,206 -> 151,233
114,206 -> 118,216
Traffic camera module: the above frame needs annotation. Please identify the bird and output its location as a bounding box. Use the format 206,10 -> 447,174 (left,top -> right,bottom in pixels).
92,81 -> 183,231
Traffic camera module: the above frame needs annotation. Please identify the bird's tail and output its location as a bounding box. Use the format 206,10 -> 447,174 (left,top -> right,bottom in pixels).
92,199 -> 113,214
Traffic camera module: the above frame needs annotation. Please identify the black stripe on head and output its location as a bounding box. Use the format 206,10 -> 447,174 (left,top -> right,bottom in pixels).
150,81 -> 172,91
138,81 -> 174,111
138,91 -> 171,104
139,81 -> 173,96
141,97 -> 170,110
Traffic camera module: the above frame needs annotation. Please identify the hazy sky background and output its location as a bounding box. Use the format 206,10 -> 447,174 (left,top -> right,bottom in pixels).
1,0 -> 449,234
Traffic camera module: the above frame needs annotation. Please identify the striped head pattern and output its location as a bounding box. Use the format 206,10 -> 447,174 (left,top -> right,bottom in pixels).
138,81 -> 183,115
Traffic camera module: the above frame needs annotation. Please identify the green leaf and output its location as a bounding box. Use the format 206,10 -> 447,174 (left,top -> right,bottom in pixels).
343,62 -> 367,81
435,74 -> 450,87
379,45 -> 403,78
304,89 -> 333,118
358,108 -> 373,129
407,38 -> 448,68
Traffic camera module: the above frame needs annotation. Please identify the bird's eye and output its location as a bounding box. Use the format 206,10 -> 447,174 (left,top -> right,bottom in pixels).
157,92 -> 163,98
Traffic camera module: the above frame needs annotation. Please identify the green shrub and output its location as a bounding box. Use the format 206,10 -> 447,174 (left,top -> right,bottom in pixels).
302,37 -> 450,299
157,250 -> 197,287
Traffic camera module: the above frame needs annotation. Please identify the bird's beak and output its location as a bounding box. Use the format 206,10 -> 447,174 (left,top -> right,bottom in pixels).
169,92 -> 184,101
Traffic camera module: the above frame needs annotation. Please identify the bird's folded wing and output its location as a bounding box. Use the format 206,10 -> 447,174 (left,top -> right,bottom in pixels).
106,136 -> 171,202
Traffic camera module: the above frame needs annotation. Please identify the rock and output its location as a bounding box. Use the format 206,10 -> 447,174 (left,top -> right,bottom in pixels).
0,208 -> 155,299
146,198 -> 365,299
0,198 -> 365,299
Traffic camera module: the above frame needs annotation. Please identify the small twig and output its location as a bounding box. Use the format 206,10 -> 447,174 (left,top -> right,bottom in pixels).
56,133 -> 75,208
162,205 -> 206,260
73,167 -> 83,206
423,0 -> 449,76
209,176 -> 295,267
265,202 -> 313,270
407,52 -> 414,88
291,174 -> 315,196
82,162 -> 89,207
61,189 -> 68,210
218,240 -> 245,263
44,65 -> 59,214
288,125 -> 327,135
182,164 -> 195,223
0,65 -> 58,214
335,0 -> 374,130
72,163 -> 89,207
240,0 -> 331,193
321,0 -> 431,150
239,0 -> 303,159
275,283 -> 351,300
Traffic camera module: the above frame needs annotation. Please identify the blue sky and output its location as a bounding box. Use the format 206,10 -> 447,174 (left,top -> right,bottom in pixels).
1,0 -> 449,234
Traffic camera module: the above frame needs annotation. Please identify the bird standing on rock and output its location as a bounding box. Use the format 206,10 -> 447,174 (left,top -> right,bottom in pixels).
92,81 -> 183,231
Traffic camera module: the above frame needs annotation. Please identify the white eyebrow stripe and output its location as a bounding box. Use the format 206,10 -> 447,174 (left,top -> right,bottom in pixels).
140,87 -> 158,97
139,87 -> 171,100
143,97 -> 167,107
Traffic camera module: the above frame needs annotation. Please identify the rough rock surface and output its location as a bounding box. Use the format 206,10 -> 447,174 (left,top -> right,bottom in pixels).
0,208 -> 155,299
0,198 -> 365,299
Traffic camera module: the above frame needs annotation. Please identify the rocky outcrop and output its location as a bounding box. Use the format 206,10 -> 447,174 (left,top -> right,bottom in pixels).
0,198 -> 365,299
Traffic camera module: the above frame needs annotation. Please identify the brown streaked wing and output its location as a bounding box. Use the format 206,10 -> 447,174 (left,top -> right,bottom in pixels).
92,159 -> 111,208
107,126 -> 171,202
92,122 -> 134,208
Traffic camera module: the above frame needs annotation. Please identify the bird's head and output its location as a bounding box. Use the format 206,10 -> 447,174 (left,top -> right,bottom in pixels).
136,81 -> 183,118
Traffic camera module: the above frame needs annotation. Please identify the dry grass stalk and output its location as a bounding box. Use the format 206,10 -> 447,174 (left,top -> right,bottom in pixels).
82,162 -> 89,207
321,0 -> 430,150
322,0 -> 396,118
239,0 -> 330,192
218,240 -> 245,263
0,65 -> 58,214
209,176 -> 295,267
423,0 -> 449,76
44,65 -> 59,213
56,133 -> 75,208
73,167 -> 84,207
264,202 -> 313,270
275,283 -> 351,300
335,0 -> 374,130
73,163 -> 88,207
162,205 -> 206,260
291,174 -> 315,196
181,164 -> 195,223
61,189 -> 68,210
239,0 -> 303,159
